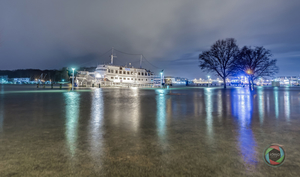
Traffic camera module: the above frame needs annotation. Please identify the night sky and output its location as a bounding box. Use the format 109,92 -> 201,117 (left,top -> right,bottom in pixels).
0,0 -> 300,79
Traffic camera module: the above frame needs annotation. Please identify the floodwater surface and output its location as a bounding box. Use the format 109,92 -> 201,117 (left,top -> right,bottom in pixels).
0,85 -> 300,176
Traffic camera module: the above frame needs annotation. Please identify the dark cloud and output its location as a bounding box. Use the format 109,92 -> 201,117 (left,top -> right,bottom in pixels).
0,0 -> 300,79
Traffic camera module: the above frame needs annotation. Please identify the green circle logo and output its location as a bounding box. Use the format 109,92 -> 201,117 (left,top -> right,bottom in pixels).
263,144 -> 285,167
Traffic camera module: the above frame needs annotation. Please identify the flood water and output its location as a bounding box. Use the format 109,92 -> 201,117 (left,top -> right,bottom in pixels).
0,85 -> 300,176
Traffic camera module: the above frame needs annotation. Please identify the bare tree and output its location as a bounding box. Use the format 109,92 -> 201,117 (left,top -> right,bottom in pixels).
238,46 -> 278,90
199,38 -> 240,88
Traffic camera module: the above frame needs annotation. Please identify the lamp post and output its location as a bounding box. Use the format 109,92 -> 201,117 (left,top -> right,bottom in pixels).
160,70 -> 164,88
72,68 -> 75,91
207,75 -> 210,86
246,69 -> 253,90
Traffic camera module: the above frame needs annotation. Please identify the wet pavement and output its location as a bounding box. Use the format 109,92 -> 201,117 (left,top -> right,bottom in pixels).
0,85 -> 300,176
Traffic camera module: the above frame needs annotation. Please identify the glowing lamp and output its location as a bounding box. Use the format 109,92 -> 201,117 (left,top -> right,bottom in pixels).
96,73 -> 101,78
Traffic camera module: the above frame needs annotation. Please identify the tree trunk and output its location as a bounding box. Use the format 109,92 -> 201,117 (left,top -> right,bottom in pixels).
248,77 -> 252,90
223,78 -> 226,89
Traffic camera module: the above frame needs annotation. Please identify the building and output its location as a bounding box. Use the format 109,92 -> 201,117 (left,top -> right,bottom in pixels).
0,75 -> 8,84
12,78 -> 30,84
164,76 -> 187,86
275,76 -> 299,86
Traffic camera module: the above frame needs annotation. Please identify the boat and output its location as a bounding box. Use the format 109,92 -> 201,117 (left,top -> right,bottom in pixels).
74,49 -> 162,87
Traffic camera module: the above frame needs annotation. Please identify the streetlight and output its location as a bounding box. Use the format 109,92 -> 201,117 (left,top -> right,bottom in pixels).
247,69 -> 252,74
72,68 -> 75,91
160,70 -> 164,88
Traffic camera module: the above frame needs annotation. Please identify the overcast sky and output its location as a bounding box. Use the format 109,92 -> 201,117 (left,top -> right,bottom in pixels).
0,0 -> 300,79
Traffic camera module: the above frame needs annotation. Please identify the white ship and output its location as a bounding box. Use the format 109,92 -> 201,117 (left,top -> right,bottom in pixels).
75,49 -> 162,87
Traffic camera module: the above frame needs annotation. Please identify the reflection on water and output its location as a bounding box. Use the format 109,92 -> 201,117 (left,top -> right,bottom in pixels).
217,89 -> 223,123
1,85 -> 300,176
274,87 -> 279,119
232,88 -> 257,167
204,88 -> 213,139
284,90 -> 290,121
131,88 -> 140,132
257,88 -> 264,125
64,92 -> 80,156
89,89 -> 104,162
156,89 -> 166,140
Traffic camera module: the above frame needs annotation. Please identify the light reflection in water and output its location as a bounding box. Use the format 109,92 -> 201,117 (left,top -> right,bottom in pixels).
156,89 -> 166,139
204,88 -> 213,139
89,89 -> 104,161
217,89 -> 222,122
284,90 -> 290,121
232,88 -> 257,166
257,88 -> 264,125
274,87 -> 279,118
64,92 -> 80,157
131,88 -> 140,132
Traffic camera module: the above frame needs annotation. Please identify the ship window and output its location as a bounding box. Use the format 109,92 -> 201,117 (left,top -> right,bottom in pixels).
119,71 -> 122,74
146,79 -> 147,81
131,71 -> 133,75
148,73 -> 150,76
131,78 -> 133,80
111,70 -> 113,73
138,79 -> 140,81
127,71 -> 129,74
141,72 -> 144,75
115,77 -> 118,79
138,72 -> 140,75
115,70 -> 118,74
127,78 -> 129,80
135,79 -> 137,80
120,78 -> 122,80
142,79 -> 143,81
111,77 -> 114,79
108,69 -> 110,73
123,71 -> 126,74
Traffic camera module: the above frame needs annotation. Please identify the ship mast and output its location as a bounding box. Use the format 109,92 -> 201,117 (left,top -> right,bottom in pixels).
110,47 -> 117,65
140,55 -> 142,68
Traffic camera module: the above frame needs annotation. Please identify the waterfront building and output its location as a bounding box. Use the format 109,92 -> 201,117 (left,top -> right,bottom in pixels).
164,76 -> 187,86
0,75 -> 8,84
274,76 -> 300,86
12,78 -> 30,84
